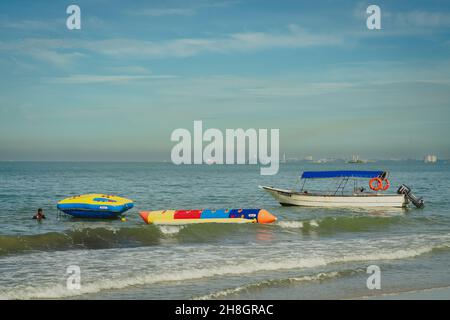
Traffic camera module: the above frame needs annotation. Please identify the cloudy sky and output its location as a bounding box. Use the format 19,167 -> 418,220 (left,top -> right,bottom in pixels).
0,0 -> 449,161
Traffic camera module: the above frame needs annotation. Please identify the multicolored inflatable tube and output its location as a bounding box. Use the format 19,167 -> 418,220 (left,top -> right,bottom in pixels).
57,194 -> 134,218
139,209 -> 277,225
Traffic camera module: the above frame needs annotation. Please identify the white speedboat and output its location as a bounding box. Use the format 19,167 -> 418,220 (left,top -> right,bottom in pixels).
260,170 -> 424,209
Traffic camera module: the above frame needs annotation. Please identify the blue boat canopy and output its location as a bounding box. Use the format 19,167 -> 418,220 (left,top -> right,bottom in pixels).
301,170 -> 385,179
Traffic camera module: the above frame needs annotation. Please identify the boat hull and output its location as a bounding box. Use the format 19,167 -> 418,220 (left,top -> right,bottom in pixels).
261,186 -> 407,208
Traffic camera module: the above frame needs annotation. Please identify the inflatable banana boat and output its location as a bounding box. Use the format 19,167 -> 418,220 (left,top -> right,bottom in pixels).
139,209 -> 277,225
57,194 -> 134,218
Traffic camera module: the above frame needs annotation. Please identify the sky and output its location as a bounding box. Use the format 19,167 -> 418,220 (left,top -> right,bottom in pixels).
0,0 -> 449,161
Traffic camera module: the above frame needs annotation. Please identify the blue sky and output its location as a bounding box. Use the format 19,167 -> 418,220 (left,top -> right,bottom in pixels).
0,0 -> 449,161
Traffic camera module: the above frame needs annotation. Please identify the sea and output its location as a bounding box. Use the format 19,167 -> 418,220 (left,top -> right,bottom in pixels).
0,160 -> 449,299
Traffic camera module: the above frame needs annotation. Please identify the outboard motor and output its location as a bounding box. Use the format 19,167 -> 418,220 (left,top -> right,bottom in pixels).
397,184 -> 424,208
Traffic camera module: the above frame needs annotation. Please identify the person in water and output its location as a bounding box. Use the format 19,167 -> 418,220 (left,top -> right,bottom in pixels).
32,208 -> 46,220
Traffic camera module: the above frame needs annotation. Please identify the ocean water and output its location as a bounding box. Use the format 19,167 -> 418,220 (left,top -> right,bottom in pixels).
0,161 -> 449,299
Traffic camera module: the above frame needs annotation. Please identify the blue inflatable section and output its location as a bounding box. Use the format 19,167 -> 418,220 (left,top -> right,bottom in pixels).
59,210 -> 123,219
228,209 -> 259,220
92,197 -> 118,203
200,209 -> 230,219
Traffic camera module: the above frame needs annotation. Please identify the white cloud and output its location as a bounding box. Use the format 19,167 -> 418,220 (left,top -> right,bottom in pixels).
86,25 -> 341,57
125,1 -> 239,17
0,16 -> 108,31
127,8 -> 196,17
0,18 -> 61,30
47,74 -> 178,84
0,26 -> 342,73
202,0 -> 240,8
0,24 -> 341,63
395,10 -> 450,28
105,66 -> 151,74
30,50 -> 86,68
242,82 -> 355,97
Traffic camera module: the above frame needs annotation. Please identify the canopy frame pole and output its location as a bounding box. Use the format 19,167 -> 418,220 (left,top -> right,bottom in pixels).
300,178 -> 306,192
334,177 -> 349,195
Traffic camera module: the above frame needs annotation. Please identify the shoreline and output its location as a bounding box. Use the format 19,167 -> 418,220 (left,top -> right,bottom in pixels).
359,286 -> 450,300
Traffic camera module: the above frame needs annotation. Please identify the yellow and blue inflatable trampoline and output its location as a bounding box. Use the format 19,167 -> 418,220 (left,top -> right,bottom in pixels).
57,194 -> 134,218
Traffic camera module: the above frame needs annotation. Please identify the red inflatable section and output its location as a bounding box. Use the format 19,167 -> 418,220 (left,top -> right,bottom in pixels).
174,210 -> 202,219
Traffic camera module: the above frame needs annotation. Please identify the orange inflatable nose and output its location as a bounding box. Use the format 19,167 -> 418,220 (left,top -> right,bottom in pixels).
139,211 -> 150,224
257,209 -> 277,224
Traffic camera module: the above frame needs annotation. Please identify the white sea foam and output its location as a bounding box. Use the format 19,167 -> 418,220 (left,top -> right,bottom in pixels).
309,220 -> 319,227
277,221 -> 304,229
158,225 -> 184,235
195,271 -> 340,300
1,240 -> 448,300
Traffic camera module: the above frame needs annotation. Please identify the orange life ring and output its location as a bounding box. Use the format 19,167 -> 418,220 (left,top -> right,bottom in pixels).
381,178 -> 390,191
369,178 -> 382,191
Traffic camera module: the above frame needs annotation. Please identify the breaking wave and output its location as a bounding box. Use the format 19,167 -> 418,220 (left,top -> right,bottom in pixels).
0,226 -> 160,256
1,240 -> 449,299
276,221 -> 304,229
194,269 -> 360,300
276,215 -> 411,233
157,225 -> 185,235
0,214 -> 440,256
